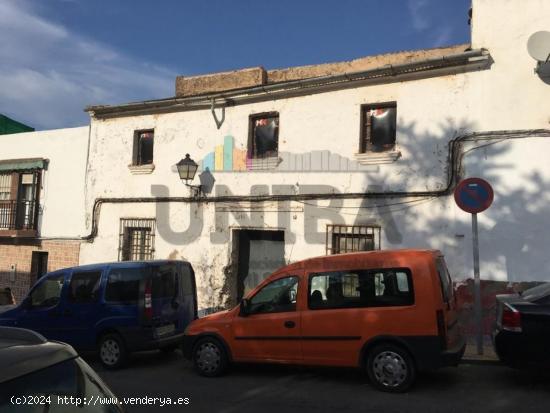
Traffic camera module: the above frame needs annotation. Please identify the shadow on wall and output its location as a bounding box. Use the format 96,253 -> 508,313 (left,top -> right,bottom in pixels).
355,117 -> 550,340
358,117 -> 550,283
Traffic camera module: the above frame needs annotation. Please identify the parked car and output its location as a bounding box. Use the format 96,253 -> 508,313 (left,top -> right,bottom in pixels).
0,288 -> 15,313
0,260 -> 197,369
183,249 -> 464,392
0,326 -> 123,412
493,282 -> 550,369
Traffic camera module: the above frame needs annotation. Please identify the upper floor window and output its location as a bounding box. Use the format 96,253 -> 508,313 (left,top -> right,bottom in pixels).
0,170 -> 40,231
359,103 -> 396,153
0,173 -> 11,200
133,130 -> 154,165
248,112 -> 279,159
326,224 -> 381,255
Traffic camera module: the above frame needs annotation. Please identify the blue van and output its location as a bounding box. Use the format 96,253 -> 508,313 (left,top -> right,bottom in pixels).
0,260 -> 197,368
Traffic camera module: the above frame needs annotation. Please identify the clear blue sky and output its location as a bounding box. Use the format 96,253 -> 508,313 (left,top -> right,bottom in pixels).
0,0 -> 471,130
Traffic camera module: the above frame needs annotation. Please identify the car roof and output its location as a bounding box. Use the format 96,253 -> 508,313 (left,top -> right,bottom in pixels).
47,259 -> 190,274
0,327 -> 78,384
273,249 -> 441,274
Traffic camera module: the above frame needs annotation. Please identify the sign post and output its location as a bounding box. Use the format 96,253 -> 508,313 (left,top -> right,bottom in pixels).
454,177 -> 494,355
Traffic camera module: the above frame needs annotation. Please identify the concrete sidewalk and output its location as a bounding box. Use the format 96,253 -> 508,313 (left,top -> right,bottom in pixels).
461,343 -> 500,364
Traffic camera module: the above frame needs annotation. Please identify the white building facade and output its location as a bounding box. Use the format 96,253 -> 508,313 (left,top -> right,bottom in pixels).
2,0 -> 550,318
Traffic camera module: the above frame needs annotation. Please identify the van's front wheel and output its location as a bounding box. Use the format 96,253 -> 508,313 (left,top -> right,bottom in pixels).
99,333 -> 127,369
366,344 -> 416,392
192,337 -> 228,377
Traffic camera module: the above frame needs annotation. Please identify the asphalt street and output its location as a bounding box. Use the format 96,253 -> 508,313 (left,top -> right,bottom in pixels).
88,350 -> 550,413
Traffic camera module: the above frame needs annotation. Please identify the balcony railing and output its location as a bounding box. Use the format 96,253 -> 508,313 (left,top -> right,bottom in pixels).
0,200 -> 38,231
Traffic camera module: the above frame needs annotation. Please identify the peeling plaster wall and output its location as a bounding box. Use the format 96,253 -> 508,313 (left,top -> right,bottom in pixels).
38,0 -> 550,311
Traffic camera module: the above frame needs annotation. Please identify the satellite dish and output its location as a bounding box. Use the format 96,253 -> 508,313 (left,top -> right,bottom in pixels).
527,31 -> 550,62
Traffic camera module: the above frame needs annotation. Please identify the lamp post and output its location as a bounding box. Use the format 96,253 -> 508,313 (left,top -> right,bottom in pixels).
176,154 -> 202,198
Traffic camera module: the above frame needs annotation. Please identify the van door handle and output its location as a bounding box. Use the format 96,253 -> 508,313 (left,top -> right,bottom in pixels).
284,321 -> 295,328
63,309 -> 72,316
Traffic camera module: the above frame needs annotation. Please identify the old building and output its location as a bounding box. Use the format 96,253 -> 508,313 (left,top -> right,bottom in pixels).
2,0 -> 550,332
0,127 -> 89,300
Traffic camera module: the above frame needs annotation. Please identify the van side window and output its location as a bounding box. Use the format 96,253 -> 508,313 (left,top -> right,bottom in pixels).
68,272 -> 101,303
435,258 -> 452,304
249,276 -> 298,315
105,268 -> 144,303
29,274 -> 65,308
152,265 -> 177,298
309,269 -> 414,309
178,263 -> 194,295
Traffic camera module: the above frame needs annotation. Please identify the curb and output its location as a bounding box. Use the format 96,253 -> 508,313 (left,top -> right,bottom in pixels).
460,358 -> 501,366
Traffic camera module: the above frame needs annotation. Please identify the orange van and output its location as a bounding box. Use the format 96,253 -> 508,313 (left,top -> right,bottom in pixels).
183,249 -> 465,392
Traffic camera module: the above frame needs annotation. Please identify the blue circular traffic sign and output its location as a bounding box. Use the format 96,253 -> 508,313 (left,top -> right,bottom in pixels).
454,178 -> 494,214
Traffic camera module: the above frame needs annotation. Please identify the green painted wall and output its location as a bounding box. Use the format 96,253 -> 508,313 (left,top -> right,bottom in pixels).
0,114 -> 34,135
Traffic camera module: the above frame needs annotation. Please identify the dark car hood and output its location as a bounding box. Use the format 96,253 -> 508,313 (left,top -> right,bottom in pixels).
0,305 -> 16,315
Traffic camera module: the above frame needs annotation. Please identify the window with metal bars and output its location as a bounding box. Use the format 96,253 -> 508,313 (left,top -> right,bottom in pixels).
326,224 -> 381,255
119,218 -> 155,261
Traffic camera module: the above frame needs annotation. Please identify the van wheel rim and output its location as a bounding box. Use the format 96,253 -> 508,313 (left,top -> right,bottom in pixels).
372,351 -> 408,387
100,339 -> 120,366
196,342 -> 221,373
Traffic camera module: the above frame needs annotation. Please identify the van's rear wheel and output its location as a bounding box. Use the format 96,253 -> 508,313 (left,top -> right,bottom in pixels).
99,333 -> 127,369
192,337 -> 227,377
366,344 -> 416,392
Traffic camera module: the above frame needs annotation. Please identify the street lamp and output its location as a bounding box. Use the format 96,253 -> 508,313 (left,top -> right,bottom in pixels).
176,154 -> 202,197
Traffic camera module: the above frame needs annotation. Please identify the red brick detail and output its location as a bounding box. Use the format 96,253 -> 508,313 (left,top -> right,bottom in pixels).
0,241 -> 81,303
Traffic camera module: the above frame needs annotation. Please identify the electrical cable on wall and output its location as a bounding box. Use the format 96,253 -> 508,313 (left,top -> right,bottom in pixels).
38,129 -> 550,242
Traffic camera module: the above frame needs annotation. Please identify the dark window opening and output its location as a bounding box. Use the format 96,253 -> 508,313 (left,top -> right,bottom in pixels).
68,271 -> 101,303
248,113 -> 279,159
308,268 -> 414,310
360,103 -> 397,153
133,130 -> 154,165
326,225 -> 380,255
105,267 -> 146,303
152,264 -> 177,298
119,218 -> 155,261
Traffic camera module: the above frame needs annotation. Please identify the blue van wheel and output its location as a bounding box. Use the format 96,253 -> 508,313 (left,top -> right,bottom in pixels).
99,333 -> 127,369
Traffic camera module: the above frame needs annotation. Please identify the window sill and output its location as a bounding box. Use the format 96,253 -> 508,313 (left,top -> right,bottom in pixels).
354,150 -> 401,165
128,163 -> 155,175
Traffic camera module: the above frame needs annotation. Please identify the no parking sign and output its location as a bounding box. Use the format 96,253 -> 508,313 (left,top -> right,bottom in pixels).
454,177 -> 494,214
454,177 -> 494,356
